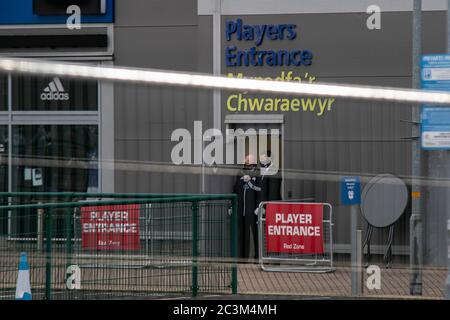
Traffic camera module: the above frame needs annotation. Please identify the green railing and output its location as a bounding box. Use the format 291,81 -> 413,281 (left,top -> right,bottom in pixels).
0,193 -> 238,300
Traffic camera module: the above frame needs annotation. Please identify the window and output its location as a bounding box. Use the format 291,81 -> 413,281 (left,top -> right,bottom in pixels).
12,125 -> 98,193
0,126 -> 7,235
0,126 -> 7,192
12,75 -> 98,111
1,61 -> 106,239
9,125 -> 98,238
0,75 -> 7,111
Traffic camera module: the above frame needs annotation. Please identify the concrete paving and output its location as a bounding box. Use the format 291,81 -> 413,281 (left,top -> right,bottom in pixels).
236,263 -> 447,299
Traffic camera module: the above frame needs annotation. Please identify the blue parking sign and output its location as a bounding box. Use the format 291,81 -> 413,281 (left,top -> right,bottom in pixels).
340,177 -> 361,205
421,54 -> 450,91
421,55 -> 450,150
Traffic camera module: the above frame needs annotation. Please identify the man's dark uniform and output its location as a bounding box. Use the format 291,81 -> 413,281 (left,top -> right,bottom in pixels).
233,164 -> 260,259
257,160 -> 282,203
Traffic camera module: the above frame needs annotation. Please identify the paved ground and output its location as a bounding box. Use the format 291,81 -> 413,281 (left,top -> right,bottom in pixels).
1,250 -> 446,299
236,263 -> 447,299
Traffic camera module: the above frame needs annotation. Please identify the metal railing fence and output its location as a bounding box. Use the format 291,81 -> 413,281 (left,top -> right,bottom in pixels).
0,193 -> 237,300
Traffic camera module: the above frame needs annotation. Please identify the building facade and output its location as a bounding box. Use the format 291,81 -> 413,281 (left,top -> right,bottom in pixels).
0,0 -> 448,265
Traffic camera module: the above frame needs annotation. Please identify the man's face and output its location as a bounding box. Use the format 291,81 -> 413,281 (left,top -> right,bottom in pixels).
260,154 -> 271,165
244,154 -> 257,171
244,154 -> 256,166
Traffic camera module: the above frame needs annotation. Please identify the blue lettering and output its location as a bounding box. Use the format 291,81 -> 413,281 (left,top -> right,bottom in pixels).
254,24 -> 267,46
302,50 -> 313,66
287,24 -> 297,40
278,24 -> 287,40
225,46 -> 237,66
236,19 -> 243,41
236,50 -> 249,66
225,20 -> 237,41
266,51 -> 277,66
224,20 -> 312,67
277,50 -> 290,66
242,25 -> 254,41
267,25 -> 279,40
290,51 -> 301,66
249,47 -> 258,66
257,50 -> 267,65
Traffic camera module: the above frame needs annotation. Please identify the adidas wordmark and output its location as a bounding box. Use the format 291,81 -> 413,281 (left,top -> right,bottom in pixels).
40,77 -> 69,101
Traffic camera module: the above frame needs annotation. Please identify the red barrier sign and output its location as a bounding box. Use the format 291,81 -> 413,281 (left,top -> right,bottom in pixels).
265,203 -> 324,254
81,204 -> 141,250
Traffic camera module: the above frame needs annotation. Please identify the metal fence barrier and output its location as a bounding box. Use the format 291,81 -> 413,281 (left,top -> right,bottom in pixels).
258,201 -> 334,273
0,193 -> 238,300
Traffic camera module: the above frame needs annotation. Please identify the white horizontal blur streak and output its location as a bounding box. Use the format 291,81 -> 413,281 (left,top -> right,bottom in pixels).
0,57 -> 450,105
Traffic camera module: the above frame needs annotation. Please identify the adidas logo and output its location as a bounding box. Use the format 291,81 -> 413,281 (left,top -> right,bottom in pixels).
40,77 -> 70,101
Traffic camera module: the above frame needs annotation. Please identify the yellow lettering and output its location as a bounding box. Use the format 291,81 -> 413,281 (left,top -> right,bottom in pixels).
301,98 -> 317,111
291,99 -> 300,111
238,93 -> 248,111
274,98 -> 281,111
327,98 -> 335,110
248,98 -> 264,111
280,99 -> 290,111
225,72 -> 335,116
264,98 -> 274,111
227,94 -> 238,112
317,99 -> 328,116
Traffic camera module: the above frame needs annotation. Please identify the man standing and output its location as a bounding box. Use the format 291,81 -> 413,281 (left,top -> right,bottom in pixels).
233,154 -> 261,260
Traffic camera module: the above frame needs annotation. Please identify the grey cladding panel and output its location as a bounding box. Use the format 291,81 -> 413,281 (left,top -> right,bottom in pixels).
114,26 -> 197,71
115,0 -> 197,27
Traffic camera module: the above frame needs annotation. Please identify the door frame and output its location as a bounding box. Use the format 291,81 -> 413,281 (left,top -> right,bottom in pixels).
224,114 -> 285,199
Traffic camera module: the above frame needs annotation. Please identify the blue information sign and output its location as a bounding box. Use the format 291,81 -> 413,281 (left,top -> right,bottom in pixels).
421,54 -> 450,150
340,176 -> 361,206
421,54 -> 450,91
421,107 -> 450,149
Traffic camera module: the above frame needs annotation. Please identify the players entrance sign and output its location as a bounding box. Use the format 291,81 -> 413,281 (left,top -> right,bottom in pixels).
265,203 -> 324,254
81,204 -> 141,250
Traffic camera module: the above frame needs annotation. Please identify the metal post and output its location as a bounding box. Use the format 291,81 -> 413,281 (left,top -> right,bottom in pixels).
357,230 -> 363,296
202,0 -> 222,195
351,205 -> 361,295
447,217 -> 450,299
212,0 -> 222,130
231,196 -> 238,294
191,201 -> 199,297
410,0 -> 423,296
45,208 -> 52,300
37,205 -> 44,252
145,204 -> 149,256
65,208 -> 73,268
446,0 -> 450,300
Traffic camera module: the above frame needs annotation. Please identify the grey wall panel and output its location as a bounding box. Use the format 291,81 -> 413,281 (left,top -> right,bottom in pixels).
116,0 -> 197,27
114,83 -> 211,194
199,0 -> 449,15
114,26 -> 198,71
197,16 -> 213,73
115,140 -> 202,193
